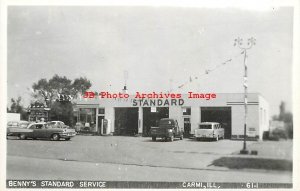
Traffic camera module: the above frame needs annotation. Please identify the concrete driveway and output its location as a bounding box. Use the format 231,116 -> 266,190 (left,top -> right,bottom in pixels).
6,136 -> 292,183
7,136 -> 245,169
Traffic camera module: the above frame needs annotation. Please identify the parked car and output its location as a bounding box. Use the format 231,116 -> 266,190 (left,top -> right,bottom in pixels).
7,120 -> 31,136
8,122 -> 76,141
194,122 -> 224,141
150,118 -> 184,142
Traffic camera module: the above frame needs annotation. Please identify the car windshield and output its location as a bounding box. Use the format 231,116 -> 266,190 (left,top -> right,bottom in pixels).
12,122 -> 19,126
20,122 -> 29,128
159,120 -> 174,126
199,124 -> 212,129
47,123 -> 67,129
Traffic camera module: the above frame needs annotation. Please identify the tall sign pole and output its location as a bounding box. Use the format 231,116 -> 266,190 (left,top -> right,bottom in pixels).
234,37 -> 256,154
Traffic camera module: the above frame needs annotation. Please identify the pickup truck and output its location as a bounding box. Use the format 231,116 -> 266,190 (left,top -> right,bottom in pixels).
150,118 -> 184,142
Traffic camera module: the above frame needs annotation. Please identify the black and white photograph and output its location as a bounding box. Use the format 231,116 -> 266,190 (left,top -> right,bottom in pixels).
1,0 -> 299,190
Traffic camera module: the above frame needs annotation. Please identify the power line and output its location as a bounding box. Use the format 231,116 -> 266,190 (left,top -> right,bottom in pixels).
170,50 -> 243,91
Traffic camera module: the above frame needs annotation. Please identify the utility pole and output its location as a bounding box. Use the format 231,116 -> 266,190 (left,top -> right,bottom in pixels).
234,37 -> 256,154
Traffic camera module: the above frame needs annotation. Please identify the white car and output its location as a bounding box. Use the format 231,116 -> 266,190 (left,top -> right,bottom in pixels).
194,122 -> 224,141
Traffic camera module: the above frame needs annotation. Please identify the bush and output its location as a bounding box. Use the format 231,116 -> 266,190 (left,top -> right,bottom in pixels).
270,128 -> 288,140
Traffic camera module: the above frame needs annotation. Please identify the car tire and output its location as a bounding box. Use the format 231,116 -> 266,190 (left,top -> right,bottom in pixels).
65,138 -> 71,141
52,134 -> 60,141
170,135 -> 174,142
152,137 -> 156,141
180,135 -> 183,140
19,134 -> 26,140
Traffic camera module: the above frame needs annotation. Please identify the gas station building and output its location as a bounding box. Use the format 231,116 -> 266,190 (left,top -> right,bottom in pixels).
74,93 -> 269,140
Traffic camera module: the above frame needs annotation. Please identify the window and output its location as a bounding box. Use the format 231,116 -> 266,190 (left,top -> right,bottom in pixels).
20,122 -> 29,128
48,122 -> 56,125
12,122 -> 18,126
78,108 -> 97,132
98,108 -> 105,115
36,124 -> 44,129
58,122 -> 65,126
199,124 -> 212,129
182,107 -> 191,115
29,125 -> 36,129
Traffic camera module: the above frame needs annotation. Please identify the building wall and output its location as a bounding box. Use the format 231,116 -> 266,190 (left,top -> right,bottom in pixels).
105,107 -> 115,133
258,95 -> 270,140
169,106 -> 182,128
7,113 -> 21,121
246,105 -> 259,138
231,105 -> 244,136
190,106 -> 200,134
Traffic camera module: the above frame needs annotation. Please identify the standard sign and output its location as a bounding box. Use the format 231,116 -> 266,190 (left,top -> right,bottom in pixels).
132,99 -> 184,107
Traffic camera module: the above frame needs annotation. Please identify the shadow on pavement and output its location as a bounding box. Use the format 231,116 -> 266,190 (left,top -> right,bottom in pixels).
210,157 -> 292,171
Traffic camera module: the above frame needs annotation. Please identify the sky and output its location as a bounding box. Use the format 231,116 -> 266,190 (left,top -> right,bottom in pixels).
7,6 -> 293,116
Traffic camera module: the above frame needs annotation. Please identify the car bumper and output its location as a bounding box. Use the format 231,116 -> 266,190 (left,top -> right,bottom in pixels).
59,132 -> 76,138
195,134 -> 215,138
150,132 -> 174,138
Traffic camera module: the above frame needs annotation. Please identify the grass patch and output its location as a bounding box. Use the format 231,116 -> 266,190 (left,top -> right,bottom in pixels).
211,157 -> 292,171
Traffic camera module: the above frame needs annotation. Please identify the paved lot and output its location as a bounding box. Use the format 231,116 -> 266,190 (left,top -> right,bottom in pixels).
6,136 -> 292,182
247,140 -> 293,160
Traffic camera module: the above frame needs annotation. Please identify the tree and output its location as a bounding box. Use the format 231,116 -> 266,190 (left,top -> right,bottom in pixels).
9,97 -> 23,113
278,101 -> 293,124
273,101 -> 293,139
8,96 -> 28,120
31,74 -> 92,125
50,101 -> 74,126
32,74 -> 92,107
72,77 -> 92,96
279,101 -> 286,121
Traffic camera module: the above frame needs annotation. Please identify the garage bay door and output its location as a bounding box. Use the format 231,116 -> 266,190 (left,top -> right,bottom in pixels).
114,108 -> 139,136
201,107 -> 232,139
